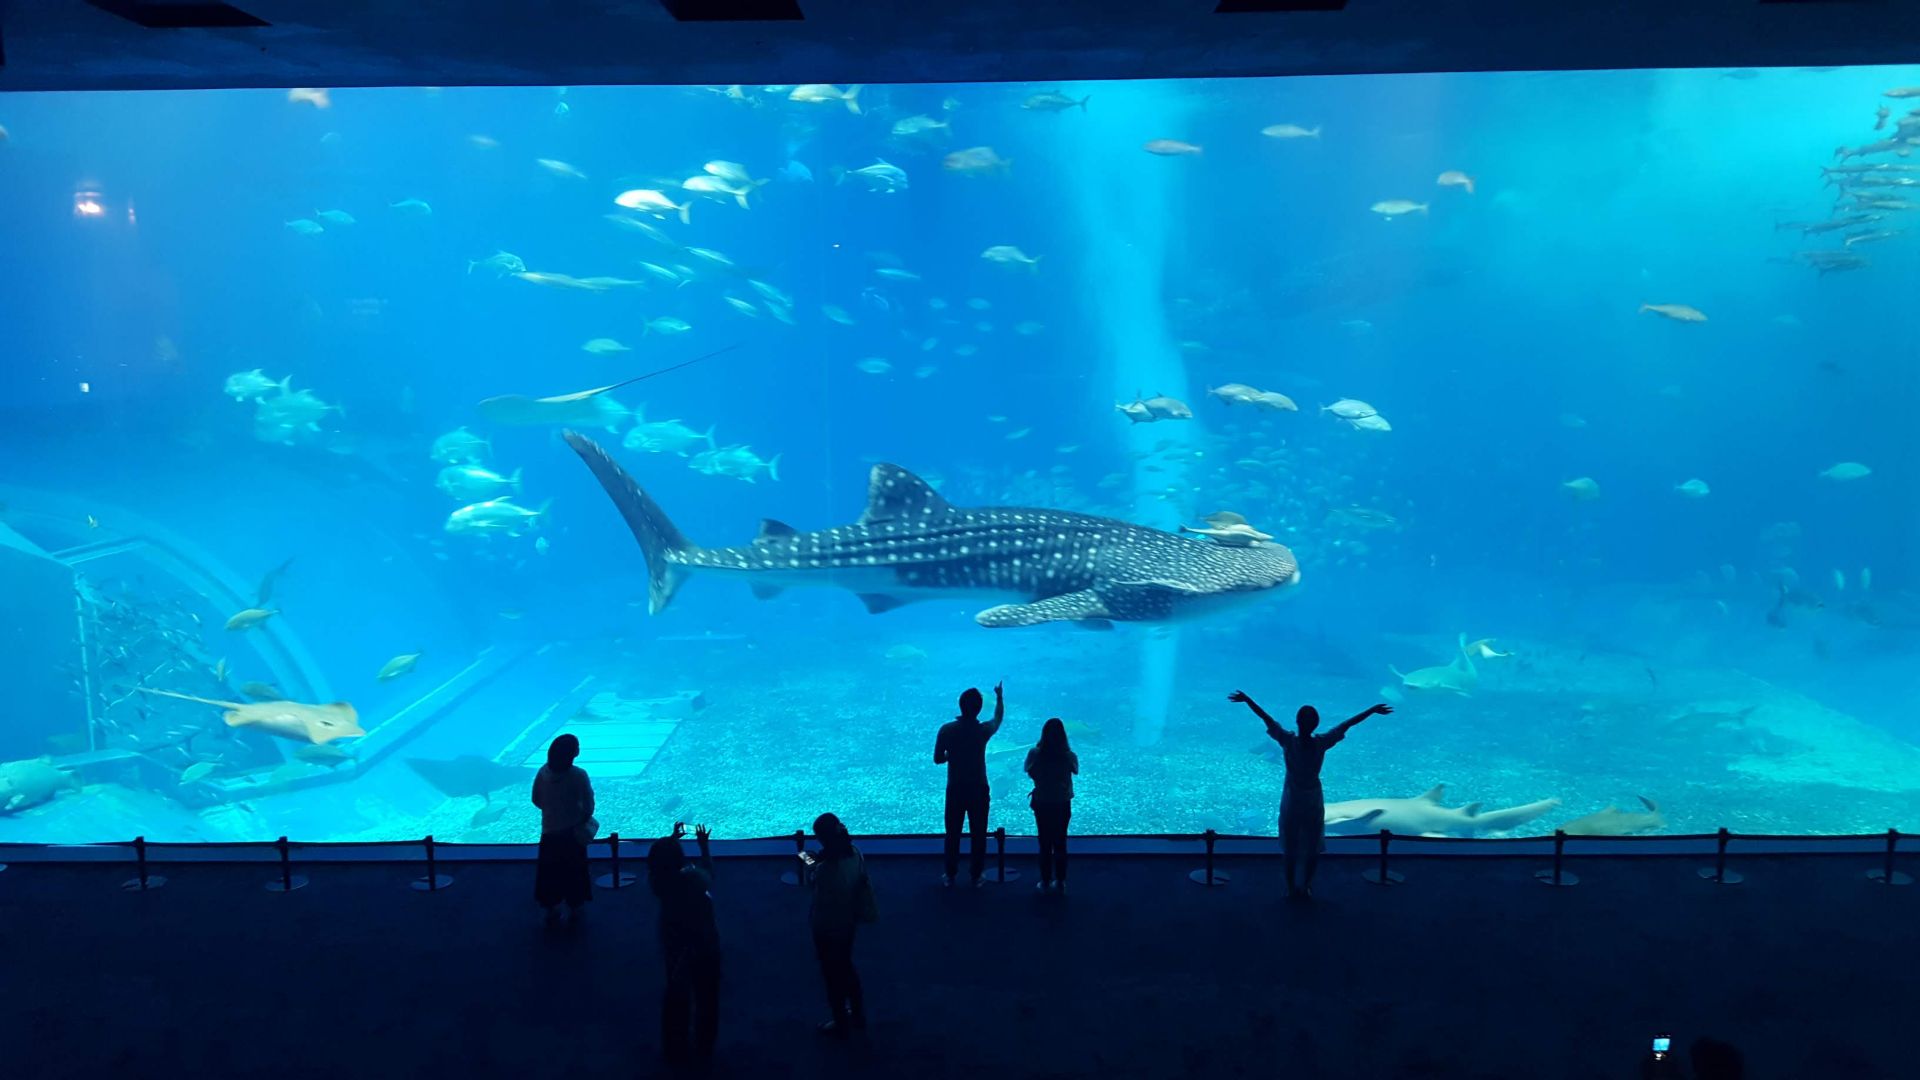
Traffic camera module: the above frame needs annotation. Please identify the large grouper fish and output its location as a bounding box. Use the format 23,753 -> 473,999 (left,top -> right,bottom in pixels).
566,432 -> 1302,628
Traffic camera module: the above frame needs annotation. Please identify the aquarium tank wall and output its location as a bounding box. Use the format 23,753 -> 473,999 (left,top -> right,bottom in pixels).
1,69 -> 1917,846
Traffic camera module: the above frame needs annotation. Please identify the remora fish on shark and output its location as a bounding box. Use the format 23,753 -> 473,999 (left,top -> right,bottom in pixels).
564,433 -> 1303,627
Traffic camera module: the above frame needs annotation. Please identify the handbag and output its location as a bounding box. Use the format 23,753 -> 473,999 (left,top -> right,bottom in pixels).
573,815 -> 600,846
853,855 -> 879,925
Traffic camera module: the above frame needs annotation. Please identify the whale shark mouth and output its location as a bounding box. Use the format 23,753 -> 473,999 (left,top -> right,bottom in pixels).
564,433 -> 1302,628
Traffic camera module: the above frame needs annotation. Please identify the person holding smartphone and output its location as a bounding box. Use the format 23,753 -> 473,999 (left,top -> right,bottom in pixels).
933,682 -> 1006,887
1024,718 -> 1080,892
806,812 -> 876,1036
649,822 -> 719,1063
1228,692 -> 1391,899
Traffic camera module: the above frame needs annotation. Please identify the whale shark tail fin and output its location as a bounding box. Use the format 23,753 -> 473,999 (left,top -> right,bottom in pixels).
565,431 -> 692,614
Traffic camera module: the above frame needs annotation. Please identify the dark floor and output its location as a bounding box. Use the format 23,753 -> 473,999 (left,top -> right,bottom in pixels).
0,850 -> 1910,1079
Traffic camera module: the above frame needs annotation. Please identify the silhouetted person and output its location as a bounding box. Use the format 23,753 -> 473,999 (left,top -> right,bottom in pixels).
1024,717 -> 1079,892
934,682 -> 1005,886
649,823 -> 719,1063
531,733 -> 595,921
807,812 -> 875,1036
1229,692 -> 1390,899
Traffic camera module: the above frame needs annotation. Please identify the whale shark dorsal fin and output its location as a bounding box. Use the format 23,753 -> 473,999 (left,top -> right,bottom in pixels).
756,518 -> 798,542
1418,784 -> 1445,803
1636,795 -> 1659,813
1461,802 -> 1482,816
862,464 -> 952,524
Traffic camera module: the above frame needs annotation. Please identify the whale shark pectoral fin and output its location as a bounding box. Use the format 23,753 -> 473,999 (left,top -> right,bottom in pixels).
975,590 -> 1113,628
856,593 -> 910,614
750,583 -> 785,600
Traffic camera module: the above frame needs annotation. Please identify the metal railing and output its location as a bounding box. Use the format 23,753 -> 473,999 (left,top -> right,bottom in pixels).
0,826 -> 1910,893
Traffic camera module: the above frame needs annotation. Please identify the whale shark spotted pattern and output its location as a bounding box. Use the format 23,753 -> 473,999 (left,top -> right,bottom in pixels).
565,432 -> 1303,627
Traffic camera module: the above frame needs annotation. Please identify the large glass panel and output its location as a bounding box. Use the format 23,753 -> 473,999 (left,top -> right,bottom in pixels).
2,69 -> 1916,844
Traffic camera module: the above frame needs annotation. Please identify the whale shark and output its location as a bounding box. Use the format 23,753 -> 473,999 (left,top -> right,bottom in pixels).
565,433 -> 1303,627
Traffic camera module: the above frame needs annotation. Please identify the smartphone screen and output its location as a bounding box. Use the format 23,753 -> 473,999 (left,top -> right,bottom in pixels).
798,851 -> 816,866
1651,1036 -> 1671,1058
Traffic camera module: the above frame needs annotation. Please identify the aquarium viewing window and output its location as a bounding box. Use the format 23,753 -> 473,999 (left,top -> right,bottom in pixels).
0,67 -> 1916,850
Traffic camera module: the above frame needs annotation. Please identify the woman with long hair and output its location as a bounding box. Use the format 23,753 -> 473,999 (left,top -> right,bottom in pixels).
649,823 -> 720,1063
1024,717 -> 1080,892
806,812 -> 875,1037
530,733 -> 595,921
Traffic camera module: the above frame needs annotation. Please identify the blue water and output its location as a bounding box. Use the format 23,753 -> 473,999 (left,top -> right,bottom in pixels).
1,68 -> 1916,844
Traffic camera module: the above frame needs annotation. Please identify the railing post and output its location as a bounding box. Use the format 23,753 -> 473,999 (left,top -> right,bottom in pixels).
780,829 -> 807,886
1362,828 -> 1403,886
1535,829 -> 1580,887
595,831 -> 636,889
411,834 -> 454,891
988,825 -> 1019,883
1189,828 -> 1231,886
120,835 -> 167,892
265,835 -> 308,893
1867,828 -> 1910,886
1697,827 -> 1743,886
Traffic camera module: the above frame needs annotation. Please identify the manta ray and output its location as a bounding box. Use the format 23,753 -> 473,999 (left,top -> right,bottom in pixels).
1324,784 -> 1562,837
565,433 -> 1303,628
138,689 -> 364,745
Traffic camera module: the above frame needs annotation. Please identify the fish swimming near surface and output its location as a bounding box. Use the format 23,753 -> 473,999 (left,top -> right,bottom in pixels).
1560,796 -> 1666,836
1323,785 -> 1561,837
256,558 -> 295,604
136,689 -> 364,746
565,433 -> 1304,628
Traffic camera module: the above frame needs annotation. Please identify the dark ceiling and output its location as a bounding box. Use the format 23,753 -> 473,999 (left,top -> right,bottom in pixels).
3,0 -> 1920,93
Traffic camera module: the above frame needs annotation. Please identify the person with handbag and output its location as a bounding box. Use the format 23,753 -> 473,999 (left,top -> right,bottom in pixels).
805,812 -> 877,1037
1024,717 -> 1080,893
530,734 -> 596,922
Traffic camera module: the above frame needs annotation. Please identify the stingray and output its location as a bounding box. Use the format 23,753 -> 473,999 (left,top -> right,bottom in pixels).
476,344 -> 739,426
405,755 -> 535,803
137,689 -> 364,745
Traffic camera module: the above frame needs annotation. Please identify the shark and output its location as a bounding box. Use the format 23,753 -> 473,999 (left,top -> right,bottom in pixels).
1561,796 -> 1666,836
1323,784 -> 1562,837
1390,633 -> 1506,696
565,432 -> 1303,628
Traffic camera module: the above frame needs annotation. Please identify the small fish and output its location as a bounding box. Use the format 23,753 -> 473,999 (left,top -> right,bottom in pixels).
614,189 -> 692,224
315,209 -> 356,225
943,146 -> 1011,175
822,305 -> 856,325
1818,461 -> 1871,481
1143,139 -> 1202,156
1562,477 -> 1601,501
389,198 -> 433,216
213,658 -> 229,683
1673,479 -> 1710,499
1260,123 -> 1320,139
1833,569 -> 1847,593
981,245 -> 1041,271
875,267 -> 920,282
285,219 -> 325,236
467,134 -> 500,149
1638,303 -> 1707,323
378,653 -> 422,681
1370,200 -> 1428,217
225,608 -> 279,632
1015,321 -> 1044,335
645,317 -> 693,336
789,84 -> 863,113
239,681 -> 283,699
582,338 -> 630,356
914,365 -> 938,379
890,115 -> 950,136
86,514 -> 101,529
287,88 -> 331,109
1861,567 -> 1873,591
535,158 -> 588,180
1022,92 -> 1090,113
180,762 -> 218,785
1005,427 -> 1031,440
1436,170 -> 1475,194
855,358 -> 893,375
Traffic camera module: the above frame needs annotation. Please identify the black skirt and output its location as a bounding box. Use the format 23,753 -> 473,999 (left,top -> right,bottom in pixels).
534,831 -> 592,907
